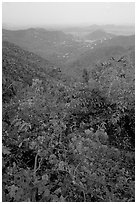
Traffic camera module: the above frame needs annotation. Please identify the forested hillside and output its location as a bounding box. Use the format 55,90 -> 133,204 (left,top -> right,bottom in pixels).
3,29 -> 134,79
2,40 -> 135,202
2,28 -> 91,66
94,35 -> 135,49
65,35 -> 135,78
2,41 -> 68,102
65,46 -> 126,78
85,29 -> 115,41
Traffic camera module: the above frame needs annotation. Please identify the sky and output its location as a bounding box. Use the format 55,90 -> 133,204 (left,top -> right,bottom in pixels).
2,2 -> 135,28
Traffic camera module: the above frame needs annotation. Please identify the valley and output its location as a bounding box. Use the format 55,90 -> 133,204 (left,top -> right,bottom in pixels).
2,25 -> 135,202
2,27 -> 135,78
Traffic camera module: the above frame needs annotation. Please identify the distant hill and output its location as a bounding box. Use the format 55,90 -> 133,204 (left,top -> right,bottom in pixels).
88,24 -> 135,36
64,34 -> 135,78
2,40 -> 63,102
2,28 -> 135,81
2,28 -> 76,65
95,35 -> 135,49
2,28 -> 100,68
63,24 -> 135,37
85,29 -> 115,41
3,28 -> 73,44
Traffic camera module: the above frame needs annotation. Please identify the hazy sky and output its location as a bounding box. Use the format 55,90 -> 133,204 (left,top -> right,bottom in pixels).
2,2 -> 135,28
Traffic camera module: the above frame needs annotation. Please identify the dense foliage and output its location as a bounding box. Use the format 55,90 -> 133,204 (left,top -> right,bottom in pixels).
2,42 -> 135,202
91,50 -> 135,150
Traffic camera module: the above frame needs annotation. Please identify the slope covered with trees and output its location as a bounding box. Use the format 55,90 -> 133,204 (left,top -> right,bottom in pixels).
2,28 -> 91,67
91,50 -> 135,149
95,35 -> 135,49
85,29 -> 115,41
65,34 -> 134,78
2,40 -> 66,103
2,41 -> 135,202
65,46 -> 126,78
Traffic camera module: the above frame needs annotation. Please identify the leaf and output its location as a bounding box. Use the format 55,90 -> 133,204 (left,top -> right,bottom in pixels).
43,188 -> 50,197
51,194 -> 59,202
2,145 -> 11,155
58,161 -> 65,171
29,141 -> 37,150
42,174 -> 49,183
8,185 -> 18,199
23,198 -> 31,202
54,187 -> 61,195
76,141 -> 83,153
59,195 -> 65,202
15,188 -> 24,201
38,183 -> 45,195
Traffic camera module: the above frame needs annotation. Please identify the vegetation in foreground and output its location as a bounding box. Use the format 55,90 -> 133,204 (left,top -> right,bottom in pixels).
2,41 -> 135,202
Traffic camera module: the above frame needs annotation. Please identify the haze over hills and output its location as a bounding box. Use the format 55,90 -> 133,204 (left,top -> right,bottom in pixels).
94,34 -> 135,49
84,29 -> 115,41
3,28 -> 91,66
63,24 -> 135,37
64,34 -> 135,78
2,27 -> 135,79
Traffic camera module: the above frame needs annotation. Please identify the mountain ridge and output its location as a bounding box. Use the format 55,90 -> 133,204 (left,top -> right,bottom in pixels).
85,29 -> 115,40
